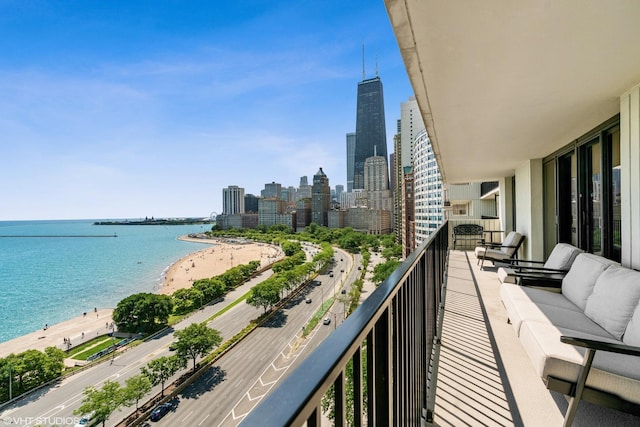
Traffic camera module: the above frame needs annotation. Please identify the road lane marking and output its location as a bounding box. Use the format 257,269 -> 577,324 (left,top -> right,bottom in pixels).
198,413 -> 210,425
182,410 -> 193,422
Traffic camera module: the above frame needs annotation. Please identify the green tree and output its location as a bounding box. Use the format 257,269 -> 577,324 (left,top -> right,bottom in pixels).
74,380 -> 124,427
141,355 -> 182,396
372,260 -> 402,284
173,323 -> 223,372
247,280 -> 281,313
113,293 -> 174,333
123,374 -> 152,412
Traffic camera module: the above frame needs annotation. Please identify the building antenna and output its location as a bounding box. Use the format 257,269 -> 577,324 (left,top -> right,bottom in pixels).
362,44 -> 366,80
375,50 -> 379,77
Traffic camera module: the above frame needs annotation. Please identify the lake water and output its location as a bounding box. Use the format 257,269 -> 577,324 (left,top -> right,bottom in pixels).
0,219 -> 211,343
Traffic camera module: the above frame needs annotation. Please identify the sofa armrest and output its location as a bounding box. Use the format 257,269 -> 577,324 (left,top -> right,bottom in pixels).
560,336 -> 640,357
508,259 -> 546,266
558,335 -> 640,425
510,265 -> 569,274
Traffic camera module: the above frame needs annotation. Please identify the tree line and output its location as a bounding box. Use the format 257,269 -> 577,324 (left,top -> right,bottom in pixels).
0,347 -> 66,402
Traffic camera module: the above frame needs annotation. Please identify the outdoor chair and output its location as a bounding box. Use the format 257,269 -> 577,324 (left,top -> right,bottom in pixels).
497,243 -> 583,287
474,231 -> 525,269
452,224 -> 484,250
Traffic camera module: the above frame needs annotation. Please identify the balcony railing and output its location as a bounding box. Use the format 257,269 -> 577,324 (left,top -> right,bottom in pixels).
241,222 -> 450,426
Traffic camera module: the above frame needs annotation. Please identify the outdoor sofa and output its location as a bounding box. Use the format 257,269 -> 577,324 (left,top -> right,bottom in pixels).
499,252 -> 640,425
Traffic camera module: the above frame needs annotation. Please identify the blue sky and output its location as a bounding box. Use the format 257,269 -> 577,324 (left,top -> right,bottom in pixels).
0,1 -> 413,220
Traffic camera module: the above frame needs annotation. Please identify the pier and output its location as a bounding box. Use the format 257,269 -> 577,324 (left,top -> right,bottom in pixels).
0,233 -> 118,238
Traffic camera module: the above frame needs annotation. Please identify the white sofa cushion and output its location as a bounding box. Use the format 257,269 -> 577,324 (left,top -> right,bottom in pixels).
501,294 -> 610,337
623,303 -> 640,347
519,321 -> 640,405
497,267 -> 517,283
543,243 -> 583,270
585,266 -> 640,340
561,253 -> 617,311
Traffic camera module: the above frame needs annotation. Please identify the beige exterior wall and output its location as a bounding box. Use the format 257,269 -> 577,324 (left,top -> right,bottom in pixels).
620,84 -> 640,269
514,159 -> 544,262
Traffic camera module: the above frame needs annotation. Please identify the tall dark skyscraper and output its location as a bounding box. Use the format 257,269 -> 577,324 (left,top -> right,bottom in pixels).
354,76 -> 388,190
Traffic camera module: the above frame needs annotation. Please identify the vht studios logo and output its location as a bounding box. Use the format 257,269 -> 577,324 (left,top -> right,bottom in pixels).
3,416 -> 81,425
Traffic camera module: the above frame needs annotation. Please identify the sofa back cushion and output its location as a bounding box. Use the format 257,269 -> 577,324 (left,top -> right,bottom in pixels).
624,303 -> 640,347
544,243 -> 583,271
584,266 -> 640,340
562,253 -> 617,310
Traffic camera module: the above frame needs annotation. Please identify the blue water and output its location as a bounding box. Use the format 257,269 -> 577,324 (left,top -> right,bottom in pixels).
0,219 -> 212,344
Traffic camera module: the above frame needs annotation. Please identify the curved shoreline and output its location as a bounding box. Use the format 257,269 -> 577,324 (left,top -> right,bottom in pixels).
158,236 -> 282,295
0,236 -> 281,357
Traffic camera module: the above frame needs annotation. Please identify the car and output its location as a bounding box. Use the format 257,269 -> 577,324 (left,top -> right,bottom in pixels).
305,298 -> 312,304
341,289 -> 347,294
168,341 -> 177,351
357,266 -> 362,270
74,412 -> 94,427
150,402 -> 173,421
323,317 -> 331,325
340,269 -> 344,272
329,272 -> 334,277
340,258 -> 343,261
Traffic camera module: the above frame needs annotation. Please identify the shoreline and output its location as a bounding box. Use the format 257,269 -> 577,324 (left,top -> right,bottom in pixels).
158,236 -> 282,295
0,236 -> 281,357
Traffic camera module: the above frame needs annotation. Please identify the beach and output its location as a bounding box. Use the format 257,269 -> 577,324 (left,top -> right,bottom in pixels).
158,236 -> 283,295
0,235 -> 281,358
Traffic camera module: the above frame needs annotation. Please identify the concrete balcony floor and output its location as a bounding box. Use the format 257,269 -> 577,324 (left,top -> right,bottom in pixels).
435,250 -> 640,426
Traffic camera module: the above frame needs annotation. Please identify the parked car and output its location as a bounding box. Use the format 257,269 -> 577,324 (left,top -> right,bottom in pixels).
150,402 -> 173,421
323,317 -> 331,325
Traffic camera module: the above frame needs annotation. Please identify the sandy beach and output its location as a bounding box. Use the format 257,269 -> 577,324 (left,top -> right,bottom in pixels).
0,237 -> 281,358
159,236 -> 283,295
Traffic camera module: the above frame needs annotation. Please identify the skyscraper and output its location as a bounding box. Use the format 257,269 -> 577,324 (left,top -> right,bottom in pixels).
346,132 -> 356,192
311,167 -> 330,226
222,185 -> 245,215
354,76 -> 388,190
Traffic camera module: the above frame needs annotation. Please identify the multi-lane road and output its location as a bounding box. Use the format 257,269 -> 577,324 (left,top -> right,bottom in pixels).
1,245 -> 359,427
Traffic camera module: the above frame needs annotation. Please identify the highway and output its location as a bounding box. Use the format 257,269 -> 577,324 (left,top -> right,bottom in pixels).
0,244 -> 357,427
150,248 -> 355,426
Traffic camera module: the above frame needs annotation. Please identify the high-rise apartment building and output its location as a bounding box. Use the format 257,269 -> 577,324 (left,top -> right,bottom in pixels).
354,76 -> 388,190
261,182 -> 281,199
311,167 -> 330,226
364,156 -> 392,211
222,185 -> 245,215
244,194 -> 258,213
346,132 -> 356,192
413,129 -> 443,246
394,97 -> 426,247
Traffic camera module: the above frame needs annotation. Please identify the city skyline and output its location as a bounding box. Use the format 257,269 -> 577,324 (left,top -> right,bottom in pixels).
0,1 -> 412,220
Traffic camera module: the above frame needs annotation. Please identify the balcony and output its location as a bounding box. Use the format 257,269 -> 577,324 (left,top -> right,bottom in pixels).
242,222 -> 639,426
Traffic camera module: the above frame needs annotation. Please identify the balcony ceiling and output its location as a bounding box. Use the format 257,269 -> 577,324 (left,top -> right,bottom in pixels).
385,1 -> 640,184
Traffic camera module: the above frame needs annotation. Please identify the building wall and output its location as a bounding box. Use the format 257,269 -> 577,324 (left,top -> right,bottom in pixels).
413,130 -> 443,246
620,84 -> 640,269
258,198 -> 286,227
328,210 -> 347,229
515,159 -> 544,261
222,185 -> 245,215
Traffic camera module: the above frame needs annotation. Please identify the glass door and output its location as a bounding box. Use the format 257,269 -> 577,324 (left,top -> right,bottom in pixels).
579,139 -> 602,255
557,151 -> 577,246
